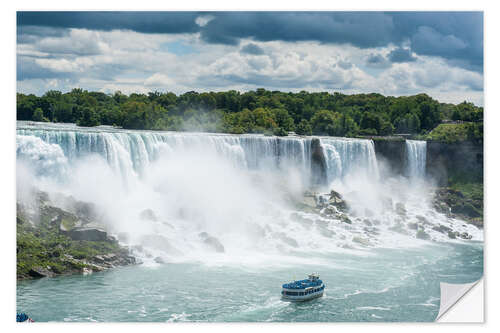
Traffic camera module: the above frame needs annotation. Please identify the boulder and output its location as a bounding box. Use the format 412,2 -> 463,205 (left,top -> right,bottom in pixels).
432,225 -> 452,234
459,232 -> 472,240
416,229 -> 431,240
339,214 -> 352,224
416,215 -> 431,225
408,222 -> 419,230
154,256 -> 166,264
28,266 -> 55,278
328,190 -> 348,211
68,227 -> 108,241
74,201 -> 98,221
395,203 -> 407,216
199,232 -> 225,253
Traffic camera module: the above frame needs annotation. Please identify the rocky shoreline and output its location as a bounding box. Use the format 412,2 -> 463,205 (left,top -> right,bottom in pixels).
433,187 -> 483,228
17,190 -> 136,280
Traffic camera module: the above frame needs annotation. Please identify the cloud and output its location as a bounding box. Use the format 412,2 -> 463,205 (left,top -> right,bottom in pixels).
195,15 -> 214,27
240,43 -> 265,55
365,53 -> 391,69
388,47 -> 416,63
16,22 -> 483,106
17,11 -> 483,72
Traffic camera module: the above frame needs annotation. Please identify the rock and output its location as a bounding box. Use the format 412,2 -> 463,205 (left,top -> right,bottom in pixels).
74,201 -> 98,221
28,266 -> 55,278
339,214 -> 352,224
408,222 -> 418,230
310,138 -> 327,185
154,256 -> 166,264
68,227 -> 108,241
139,209 -> 158,222
469,218 -> 483,228
82,267 -> 93,275
416,229 -> 430,240
199,232 -> 225,253
459,232 -> 472,240
448,231 -> 458,239
395,203 -> 406,216
451,203 -> 481,218
328,190 -> 348,211
352,237 -> 371,246
363,219 -> 373,226
416,215 -> 431,225
432,225 -> 452,234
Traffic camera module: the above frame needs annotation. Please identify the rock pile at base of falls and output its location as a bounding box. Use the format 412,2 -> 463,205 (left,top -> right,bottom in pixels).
17,189 -> 136,280
433,187 -> 483,228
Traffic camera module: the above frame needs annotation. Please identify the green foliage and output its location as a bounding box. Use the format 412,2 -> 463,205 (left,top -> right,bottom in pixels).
273,127 -> 288,136
32,108 -> 48,122
424,123 -> 483,143
16,205 -> 122,279
17,89 -> 483,140
295,119 -> 312,136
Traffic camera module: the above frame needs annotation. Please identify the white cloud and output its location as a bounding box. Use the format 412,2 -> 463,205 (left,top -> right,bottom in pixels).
17,29 -> 483,105
195,15 -> 215,27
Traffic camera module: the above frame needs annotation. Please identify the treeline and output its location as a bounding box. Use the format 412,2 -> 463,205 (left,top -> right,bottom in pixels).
17,88 -> 483,137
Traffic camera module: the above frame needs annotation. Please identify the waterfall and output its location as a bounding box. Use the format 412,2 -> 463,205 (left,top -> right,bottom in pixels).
406,140 -> 427,179
320,137 -> 379,183
17,122 -> 380,186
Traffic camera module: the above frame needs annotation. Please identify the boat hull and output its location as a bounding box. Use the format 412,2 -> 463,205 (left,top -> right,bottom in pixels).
281,290 -> 324,302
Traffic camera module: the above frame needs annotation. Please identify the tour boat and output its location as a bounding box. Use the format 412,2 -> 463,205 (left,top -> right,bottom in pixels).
281,273 -> 325,301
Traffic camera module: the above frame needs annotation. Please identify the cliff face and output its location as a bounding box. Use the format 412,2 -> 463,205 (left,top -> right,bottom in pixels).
373,139 -> 407,176
426,141 -> 483,185
310,138 -> 327,186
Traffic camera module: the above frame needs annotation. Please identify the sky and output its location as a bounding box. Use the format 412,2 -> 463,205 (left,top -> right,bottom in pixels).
16,11 -> 483,105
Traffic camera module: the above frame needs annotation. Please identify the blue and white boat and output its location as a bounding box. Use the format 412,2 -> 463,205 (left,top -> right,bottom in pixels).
281,273 -> 325,301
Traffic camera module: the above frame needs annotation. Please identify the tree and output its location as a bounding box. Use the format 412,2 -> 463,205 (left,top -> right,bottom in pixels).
310,110 -> 337,135
32,108 -> 47,122
76,107 -> 100,127
295,119 -> 312,136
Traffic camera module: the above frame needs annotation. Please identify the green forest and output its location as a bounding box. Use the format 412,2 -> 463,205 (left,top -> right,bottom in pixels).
17,88 -> 483,141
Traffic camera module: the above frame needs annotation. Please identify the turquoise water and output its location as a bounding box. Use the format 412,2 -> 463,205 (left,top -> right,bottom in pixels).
17,241 -> 483,322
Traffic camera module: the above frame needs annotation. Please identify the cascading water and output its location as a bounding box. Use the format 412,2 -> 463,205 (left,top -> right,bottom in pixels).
321,137 -> 379,184
16,121 -> 483,322
406,140 -> 427,180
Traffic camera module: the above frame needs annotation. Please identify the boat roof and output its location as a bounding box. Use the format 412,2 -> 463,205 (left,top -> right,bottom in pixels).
282,278 -> 323,289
